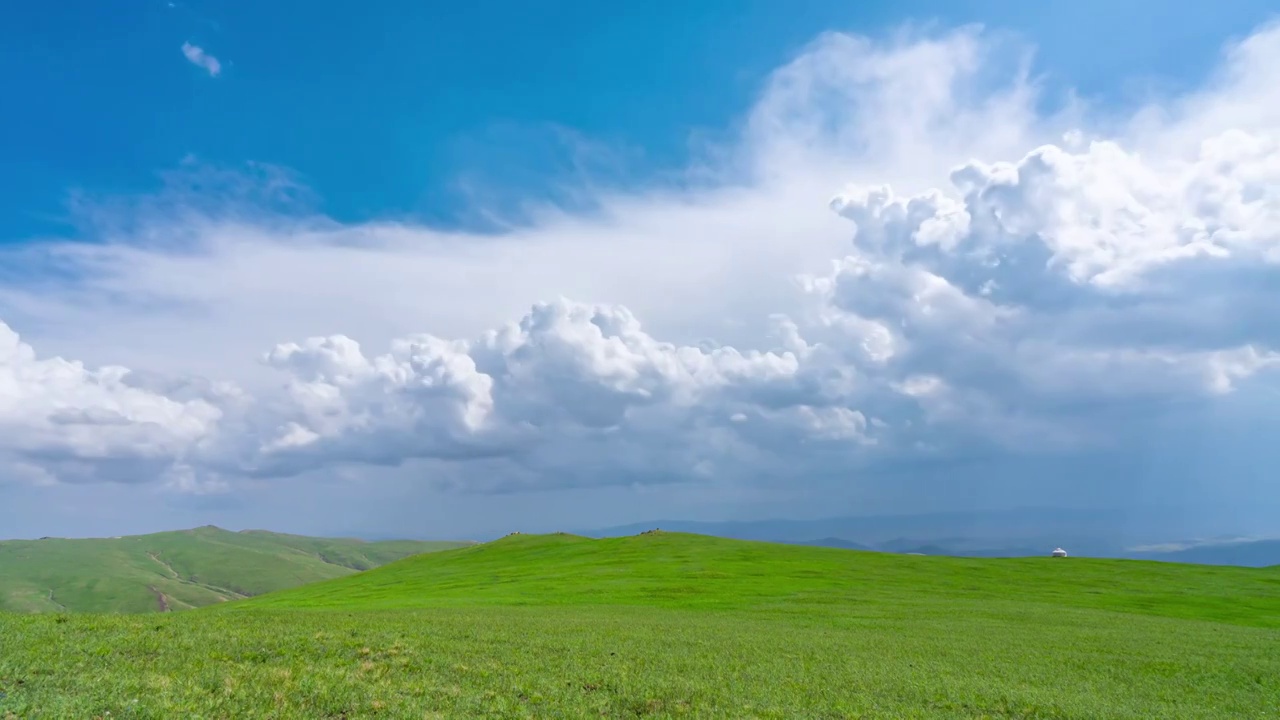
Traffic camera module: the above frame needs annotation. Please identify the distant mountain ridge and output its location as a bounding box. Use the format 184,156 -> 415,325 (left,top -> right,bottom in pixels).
0,525 -> 472,613
1126,539 -> 1280,567
587,511 -> 1280,567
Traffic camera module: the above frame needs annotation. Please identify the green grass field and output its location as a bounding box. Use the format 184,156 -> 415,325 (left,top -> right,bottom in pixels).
0,525 -> 471,613
1,532 -> 1278,718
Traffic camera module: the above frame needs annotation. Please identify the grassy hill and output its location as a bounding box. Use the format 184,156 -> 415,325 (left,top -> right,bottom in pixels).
0,525 -> 471,613
240,531 -> 1280,624
2,532 -> 1278,718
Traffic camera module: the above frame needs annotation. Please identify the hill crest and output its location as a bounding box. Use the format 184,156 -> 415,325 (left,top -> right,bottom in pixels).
239,532 -> 1280,628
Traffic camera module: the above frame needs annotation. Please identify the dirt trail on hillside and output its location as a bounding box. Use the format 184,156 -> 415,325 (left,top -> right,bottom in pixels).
145,550 -> 248,601
148,585 -> 171,612
146,551 -> 180,579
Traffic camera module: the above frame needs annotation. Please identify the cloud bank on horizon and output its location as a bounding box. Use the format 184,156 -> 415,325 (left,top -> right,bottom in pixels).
2,23 -> 1279,506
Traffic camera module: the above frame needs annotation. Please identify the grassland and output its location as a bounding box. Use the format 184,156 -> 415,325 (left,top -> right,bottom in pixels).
1,532 -> 1277,718
0,525 -> 471,613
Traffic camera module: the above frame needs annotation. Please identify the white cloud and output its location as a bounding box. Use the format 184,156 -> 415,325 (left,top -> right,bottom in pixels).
249,299 -> 819,489
2,22 -> 1279,501
0,320 -> 226,487
181,42 -> 221,77
811,121 -> 1280,435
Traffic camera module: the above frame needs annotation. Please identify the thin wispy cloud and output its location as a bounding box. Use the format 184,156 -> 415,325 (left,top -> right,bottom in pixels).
181,42 -> 221,77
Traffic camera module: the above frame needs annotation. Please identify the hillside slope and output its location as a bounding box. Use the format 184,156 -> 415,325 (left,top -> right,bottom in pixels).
242,531 -> 1280,627
0,526 -> 470,613
3,532 -> 1278,717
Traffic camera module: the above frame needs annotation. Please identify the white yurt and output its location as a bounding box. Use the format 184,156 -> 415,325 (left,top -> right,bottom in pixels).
1051,547 -> 1068,558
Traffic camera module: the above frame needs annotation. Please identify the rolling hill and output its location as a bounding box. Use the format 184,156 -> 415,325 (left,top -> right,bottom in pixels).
2,532 -> 1277,717
0,525 -> 471,613
241,531 -> 1280,625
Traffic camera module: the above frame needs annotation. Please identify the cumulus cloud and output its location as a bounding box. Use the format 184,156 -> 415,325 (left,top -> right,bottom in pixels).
250,300 -> 834,489
808,123 -> 1280,447
2,22 -> 1279,502
0,320 -> 227,488
181,42 -> 221,77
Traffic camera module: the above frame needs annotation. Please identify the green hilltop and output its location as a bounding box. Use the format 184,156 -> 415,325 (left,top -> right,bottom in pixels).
1,531 -> 1278,717
0,525 -> 471,613
239,530 -> 1280,625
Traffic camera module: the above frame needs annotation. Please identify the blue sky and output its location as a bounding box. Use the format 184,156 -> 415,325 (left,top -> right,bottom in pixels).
1,2 -> 1279,542
3,0 -> 1276,237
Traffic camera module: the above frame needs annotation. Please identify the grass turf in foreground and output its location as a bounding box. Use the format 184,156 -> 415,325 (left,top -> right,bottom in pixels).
1,533 -> 1277,718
